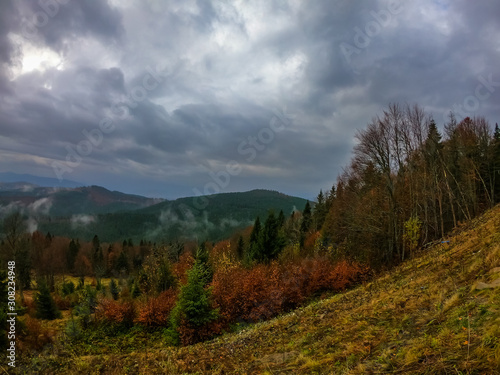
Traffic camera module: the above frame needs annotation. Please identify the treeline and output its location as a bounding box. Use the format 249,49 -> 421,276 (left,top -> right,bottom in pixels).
314,104 -> 500,267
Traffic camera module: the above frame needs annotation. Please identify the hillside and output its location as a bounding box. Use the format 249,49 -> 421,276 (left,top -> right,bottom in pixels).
18,204 -> 500,374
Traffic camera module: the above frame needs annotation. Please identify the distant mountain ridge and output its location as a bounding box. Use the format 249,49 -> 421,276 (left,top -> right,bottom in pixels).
0,184 -> 309,243
0,172 -> 82,188
0,184 -> 164,217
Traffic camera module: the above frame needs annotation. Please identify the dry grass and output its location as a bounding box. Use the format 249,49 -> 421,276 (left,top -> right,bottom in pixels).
13,205 -> 500,374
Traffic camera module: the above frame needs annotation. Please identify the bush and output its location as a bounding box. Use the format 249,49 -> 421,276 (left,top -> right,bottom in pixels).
19,316 -> 55,351
135,289 -> 177,327
95,299 -> 136,327
212,257 -> 370,327
61,281 -> 75,296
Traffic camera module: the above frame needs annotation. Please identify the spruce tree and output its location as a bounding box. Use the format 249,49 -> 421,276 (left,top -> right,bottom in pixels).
236,235 -> 245,260
255,211 -> 286,262
313,190 -> 327,231
67,239 -> 80,272
110,279 -> 119,300
35,280 -> 61,320
170,260 -> 218,334
131,280 -> 141,298
300,201 -> 312,247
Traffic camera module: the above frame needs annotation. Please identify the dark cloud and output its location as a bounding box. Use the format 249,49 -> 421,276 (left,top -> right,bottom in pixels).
0,0 -> 499,200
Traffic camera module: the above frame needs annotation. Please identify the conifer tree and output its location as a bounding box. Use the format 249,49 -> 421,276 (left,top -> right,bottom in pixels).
300,201 -> 312,247
254,211 -> 286,262
67,239 -> 80,272
35,280 -> 61,320
109,279 -> 119,300
169,260 -> 218,340
131,280 -> 141,298
313,190 -> 328,231
248,216 -> 261,261
236,235 -> 245,260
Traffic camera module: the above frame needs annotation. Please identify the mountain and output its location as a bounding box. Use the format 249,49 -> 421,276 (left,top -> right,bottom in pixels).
0,172 -> 82,188
34,189 -> 308,243
0,184 -> 163,217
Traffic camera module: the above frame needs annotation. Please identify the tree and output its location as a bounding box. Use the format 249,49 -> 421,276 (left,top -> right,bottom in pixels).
493,123 -> 500,203
115,251 -> 129,274
253,211 -> 286,262
109,279 -> 119,300
131,280 -> 141,298
248,216 -> 261,261
313,190 -> 328,231
236,236 -> 245,260
35,280 -> 61,320
67,239 -> 80,273
91,235 -> 104,277
169,260 -> 219,344
2,212 -> 26,259
277,210 -> 286,228
300,201 -> 312,247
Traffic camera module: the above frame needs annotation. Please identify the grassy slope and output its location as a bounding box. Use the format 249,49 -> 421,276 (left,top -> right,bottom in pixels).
18,206 -> 500,374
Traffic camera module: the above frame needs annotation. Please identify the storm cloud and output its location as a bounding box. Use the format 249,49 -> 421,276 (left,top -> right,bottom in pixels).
0,0 -> 499,200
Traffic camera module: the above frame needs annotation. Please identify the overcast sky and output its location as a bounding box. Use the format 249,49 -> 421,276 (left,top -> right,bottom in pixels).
0,0 -> 499,200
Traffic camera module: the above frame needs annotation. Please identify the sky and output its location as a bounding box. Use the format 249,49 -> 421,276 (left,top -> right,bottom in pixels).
0,0 -> 499,201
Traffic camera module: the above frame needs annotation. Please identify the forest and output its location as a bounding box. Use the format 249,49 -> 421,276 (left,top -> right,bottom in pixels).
1,103 -> 499,361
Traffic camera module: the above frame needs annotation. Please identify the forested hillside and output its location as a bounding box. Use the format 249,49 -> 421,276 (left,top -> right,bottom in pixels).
317,104 -> 500,268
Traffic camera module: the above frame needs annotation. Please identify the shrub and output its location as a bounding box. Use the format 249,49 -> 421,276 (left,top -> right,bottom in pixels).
61,281 -> 75,296
95,299 -> 136,327
135,289 -> 177,327
19,316 -> 55,351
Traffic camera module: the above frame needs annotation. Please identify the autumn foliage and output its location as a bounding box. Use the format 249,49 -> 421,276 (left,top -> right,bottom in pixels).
135,289 -> 177,326
211,257 -> 368,325
95,299 -> 136,326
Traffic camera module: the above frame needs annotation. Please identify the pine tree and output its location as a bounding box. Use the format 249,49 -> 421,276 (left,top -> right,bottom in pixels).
131,280 -> 141,298
300,201 -> 312,247
254,211 -> 286,262
248,216 -> 261,261
157,260 -> 176,293
313,190 -> 327,231
115,251 -> 129,273
170,260 -> 218,336
195,242 -> 213,285
35,280 -> 61,320
67,239 -> 80,272
236,236 -> 245,260
277,210 -> 285,228
109,279 -> 119,300
91,235 -> 104,277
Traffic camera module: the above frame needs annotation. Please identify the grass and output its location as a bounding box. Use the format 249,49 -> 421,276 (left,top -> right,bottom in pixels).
11,205 -> 500,374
